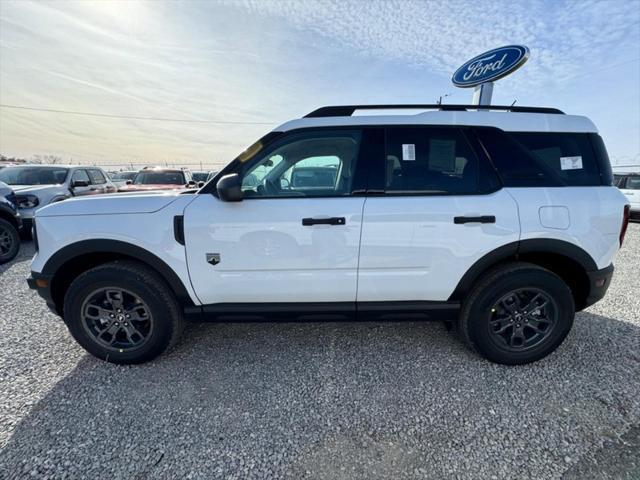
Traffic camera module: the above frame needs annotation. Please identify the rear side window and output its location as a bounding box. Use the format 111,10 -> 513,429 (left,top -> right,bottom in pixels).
384,127 -> 494,194
88,169 -> 106,184
476,128 -> 609,187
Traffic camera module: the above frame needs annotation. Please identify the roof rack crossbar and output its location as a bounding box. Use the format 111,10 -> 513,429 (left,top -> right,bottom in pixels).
304,104 -> 564,118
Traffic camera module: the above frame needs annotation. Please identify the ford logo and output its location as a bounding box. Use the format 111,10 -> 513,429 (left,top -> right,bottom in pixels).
452,45 -> 529,88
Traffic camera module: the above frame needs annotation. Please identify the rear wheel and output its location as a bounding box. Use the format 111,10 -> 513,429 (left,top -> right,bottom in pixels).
459,262 -> 575,365
63,261 -> 184,364
0,218 -> 20,264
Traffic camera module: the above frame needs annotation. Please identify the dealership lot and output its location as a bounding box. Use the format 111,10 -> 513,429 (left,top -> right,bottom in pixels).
0,227 -> 638,479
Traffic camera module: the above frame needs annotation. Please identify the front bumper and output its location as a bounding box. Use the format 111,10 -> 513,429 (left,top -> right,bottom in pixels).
27,271 -> 58,315
583,263 -> 614,309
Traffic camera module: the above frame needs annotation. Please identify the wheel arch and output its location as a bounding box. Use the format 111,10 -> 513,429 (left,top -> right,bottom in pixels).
42,239 -> 194,316
0,206 -> 20,230
449,239 -> 597,311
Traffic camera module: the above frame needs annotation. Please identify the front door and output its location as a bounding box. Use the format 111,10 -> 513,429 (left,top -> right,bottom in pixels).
184,129 -> 368,306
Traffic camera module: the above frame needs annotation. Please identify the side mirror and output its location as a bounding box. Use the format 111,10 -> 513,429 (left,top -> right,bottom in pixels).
186,180 -> 196,187
216,173 -> 243,202
71,180 -> 89,188
197,181 -> 205,188
126,180 -> 133,185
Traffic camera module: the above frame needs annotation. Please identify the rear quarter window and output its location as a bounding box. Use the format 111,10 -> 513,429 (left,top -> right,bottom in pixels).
476,128 -> 611,187
512,132 -> 602,186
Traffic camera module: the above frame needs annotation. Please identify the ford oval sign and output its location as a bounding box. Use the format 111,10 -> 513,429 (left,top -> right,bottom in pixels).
452,45 -> 529,88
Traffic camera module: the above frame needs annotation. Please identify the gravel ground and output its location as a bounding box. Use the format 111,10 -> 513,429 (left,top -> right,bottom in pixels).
0,225 -> 639,479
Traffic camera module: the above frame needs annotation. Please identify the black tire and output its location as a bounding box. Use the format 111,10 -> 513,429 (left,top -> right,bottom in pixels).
459,262 -> 575,365
0,218 -> 20,264
63,260 -> 184,364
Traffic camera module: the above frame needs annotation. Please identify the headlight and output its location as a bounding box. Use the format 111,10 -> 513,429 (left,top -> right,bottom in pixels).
15,194 -> 40,209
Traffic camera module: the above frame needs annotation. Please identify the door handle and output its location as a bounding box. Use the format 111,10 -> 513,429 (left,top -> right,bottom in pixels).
302,217 -> 346,226
454,215 -> 496,224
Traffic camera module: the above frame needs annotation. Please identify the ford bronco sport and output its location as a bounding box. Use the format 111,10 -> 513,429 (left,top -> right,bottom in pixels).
27,104 -> 630,365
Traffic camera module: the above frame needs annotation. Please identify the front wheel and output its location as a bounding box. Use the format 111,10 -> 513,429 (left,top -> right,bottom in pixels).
459,262 -> 575,365
63,261 -> 184,364
0,218 -> 20,264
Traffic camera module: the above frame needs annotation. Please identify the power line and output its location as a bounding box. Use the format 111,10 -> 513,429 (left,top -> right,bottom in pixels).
0,104 -> 275,125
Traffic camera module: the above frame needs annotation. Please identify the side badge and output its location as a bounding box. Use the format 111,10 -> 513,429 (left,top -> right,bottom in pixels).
206,253 -> 221,266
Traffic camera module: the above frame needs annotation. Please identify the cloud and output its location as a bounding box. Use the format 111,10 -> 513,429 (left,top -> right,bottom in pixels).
0,0 -> 638,164
239,0 -> 640,89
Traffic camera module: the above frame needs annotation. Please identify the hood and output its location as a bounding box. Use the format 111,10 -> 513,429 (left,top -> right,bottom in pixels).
36,191 -> 186,217
10,184 -> 64,194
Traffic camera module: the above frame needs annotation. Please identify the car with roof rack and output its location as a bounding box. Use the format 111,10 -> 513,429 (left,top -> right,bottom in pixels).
27,104 -> 630,365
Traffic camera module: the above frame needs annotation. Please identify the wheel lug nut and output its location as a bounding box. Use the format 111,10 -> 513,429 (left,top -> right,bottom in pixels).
110,314 -> 115,318
126,314 -> 130,318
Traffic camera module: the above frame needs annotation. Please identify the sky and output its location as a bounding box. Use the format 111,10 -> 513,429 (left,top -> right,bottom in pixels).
0,0 -> 639,170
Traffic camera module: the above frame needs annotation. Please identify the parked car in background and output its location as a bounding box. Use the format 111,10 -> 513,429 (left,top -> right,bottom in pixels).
0,165 -> 116,233
108,171 -> 137,191
0,181 -> 21,264
206,170 -> 219,182
118,167 -> 197,193
616,173 -> 640,220
191,171 -> 210,183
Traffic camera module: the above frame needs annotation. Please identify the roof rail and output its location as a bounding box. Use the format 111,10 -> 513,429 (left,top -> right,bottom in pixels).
304,104 -> 565,118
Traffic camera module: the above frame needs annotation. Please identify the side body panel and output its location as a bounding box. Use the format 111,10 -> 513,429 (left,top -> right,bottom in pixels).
30,195 -> 200,303
357,190 -> 521,302
183,194 -> 365,304
507,186 -> 627,269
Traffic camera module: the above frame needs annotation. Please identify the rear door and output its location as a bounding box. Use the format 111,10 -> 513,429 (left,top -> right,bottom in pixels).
357,126 -> 520,303
184,128 -> 373,306
87,168 -> 112,193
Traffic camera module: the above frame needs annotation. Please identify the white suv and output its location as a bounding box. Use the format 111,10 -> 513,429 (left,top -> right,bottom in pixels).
27,105 -> 630,365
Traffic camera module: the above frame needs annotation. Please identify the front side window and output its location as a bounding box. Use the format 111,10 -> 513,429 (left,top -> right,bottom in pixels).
240,131 -> 361,198
384,127 -> 482,194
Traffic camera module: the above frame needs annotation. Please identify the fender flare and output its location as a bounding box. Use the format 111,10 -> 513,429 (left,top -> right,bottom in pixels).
448,238 -> 597,301
42,239 -> 194,305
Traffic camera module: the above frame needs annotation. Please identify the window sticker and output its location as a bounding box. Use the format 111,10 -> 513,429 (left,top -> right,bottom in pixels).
402,144 -> 416,161
560,156 -> 583,170
429,139 -> 456,172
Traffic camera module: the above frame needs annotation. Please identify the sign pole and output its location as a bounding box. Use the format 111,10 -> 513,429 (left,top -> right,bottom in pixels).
472,82 -> 494,106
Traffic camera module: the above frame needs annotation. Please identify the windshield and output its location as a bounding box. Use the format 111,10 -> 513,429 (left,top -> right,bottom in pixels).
111,172 -> 137,181
0,166 -> 69,185
133,171 -> 186,185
